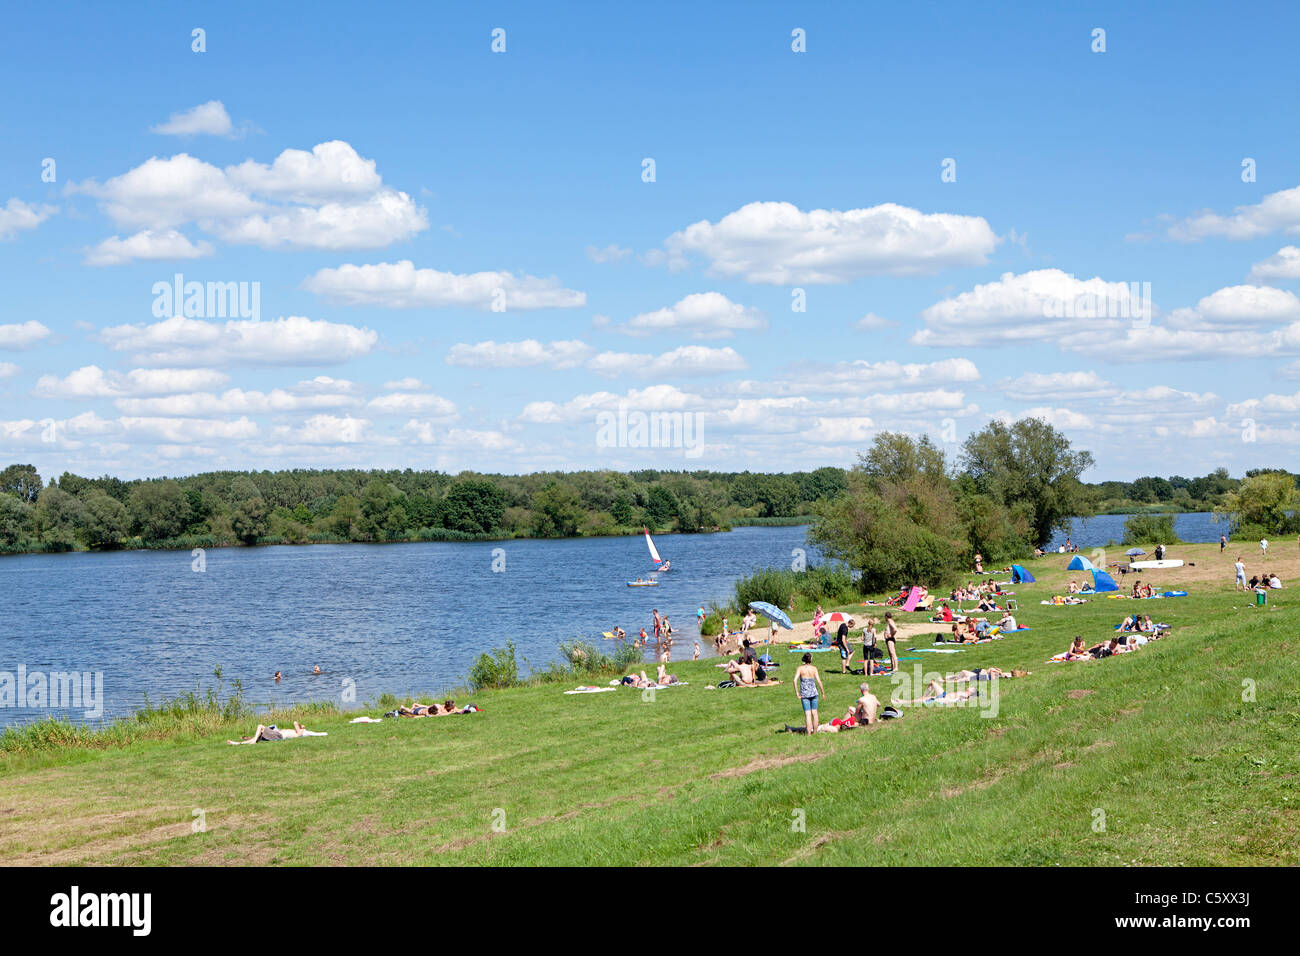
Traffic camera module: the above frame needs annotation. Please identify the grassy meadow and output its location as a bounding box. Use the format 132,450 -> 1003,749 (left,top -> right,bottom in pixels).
2,541 -> 1298,865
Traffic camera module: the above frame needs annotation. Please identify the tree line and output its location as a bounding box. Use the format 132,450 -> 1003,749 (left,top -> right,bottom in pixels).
0,463 -> 847,553
2,422 -> 1293,558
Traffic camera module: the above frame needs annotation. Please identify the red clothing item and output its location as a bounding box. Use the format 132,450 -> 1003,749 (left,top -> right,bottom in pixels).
941,606 -> 953,622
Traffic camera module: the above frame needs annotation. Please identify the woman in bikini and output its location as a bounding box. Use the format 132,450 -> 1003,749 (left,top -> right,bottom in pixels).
794,653 -> 825,733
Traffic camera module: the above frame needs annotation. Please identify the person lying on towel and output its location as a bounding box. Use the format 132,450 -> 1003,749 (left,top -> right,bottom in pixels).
228,721 -> 326,744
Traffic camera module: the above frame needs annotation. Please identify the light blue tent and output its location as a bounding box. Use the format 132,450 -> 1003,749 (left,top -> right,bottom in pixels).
1091,569 -> 1119,592
1067,554 -> 1094,572
1011,564 -> 1036,584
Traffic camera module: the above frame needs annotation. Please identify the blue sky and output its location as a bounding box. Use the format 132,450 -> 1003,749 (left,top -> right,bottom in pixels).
3,0 -> 1300,481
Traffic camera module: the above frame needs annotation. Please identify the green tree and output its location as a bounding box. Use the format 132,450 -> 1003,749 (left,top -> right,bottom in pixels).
128,480 -> 189,541
532,482 -> 583,537
442,479 -> 506,534
79,491 -> 130,548
231,496 -> 269,544
35,485 -> 84,548
810,475 -> 964,592
1222,471 -> 1298,534
0,464 -> 43,503
0,495 -> 35,547
805,466 -> 847,502
755,475 -> 799,518
861,432 -> 949,487
610,493 -> 635,526
645,485 -> 679,529
961,418 -> 1095,547
330,495 -> 361,537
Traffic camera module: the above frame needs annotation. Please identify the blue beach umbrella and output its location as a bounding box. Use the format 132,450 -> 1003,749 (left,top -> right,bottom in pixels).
748,601 -> 794,630
1126,548 -> 1146,556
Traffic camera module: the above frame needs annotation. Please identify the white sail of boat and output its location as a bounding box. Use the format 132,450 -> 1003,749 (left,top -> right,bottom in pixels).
643,526 -> 664,568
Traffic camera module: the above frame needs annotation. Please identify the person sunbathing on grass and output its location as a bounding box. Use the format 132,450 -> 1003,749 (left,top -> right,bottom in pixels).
228,721 -> 322,744
1087,637 -> 1125,659
1067,579 -> 1081,594
895,681 -> 979,705
620,670 -> 653,688
1063,636 -> 1091,661
943,667 -> 1029,682
656,664 -> 682,685
400,700 -> 472,717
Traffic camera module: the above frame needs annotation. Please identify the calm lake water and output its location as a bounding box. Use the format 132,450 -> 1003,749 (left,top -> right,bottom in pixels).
1046,512 -> 1227,550
1,525 -> 815,728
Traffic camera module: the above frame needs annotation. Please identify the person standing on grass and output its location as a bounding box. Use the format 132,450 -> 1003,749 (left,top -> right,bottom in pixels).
862,619 -> 879,672
883,612 -> 900,673
833,617 -> 854,673
795,653 -> 825,734
1261,538 -> 1268,556
1234,556 -> 1247,590
1221,533 -> 1227,553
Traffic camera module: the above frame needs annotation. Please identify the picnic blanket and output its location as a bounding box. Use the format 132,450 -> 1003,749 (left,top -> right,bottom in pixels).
349,716 -> 384,723
913,647 -> 964,654
565,686 -> 618,694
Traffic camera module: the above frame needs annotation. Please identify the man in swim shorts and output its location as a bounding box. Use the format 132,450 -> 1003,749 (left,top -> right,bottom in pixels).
883,612 -> 899,672
833,617 -> 854,673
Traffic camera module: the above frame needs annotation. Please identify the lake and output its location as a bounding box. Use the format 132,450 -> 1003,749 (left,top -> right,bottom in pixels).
0,525 -> 814,728
1046,512 -> 1228,550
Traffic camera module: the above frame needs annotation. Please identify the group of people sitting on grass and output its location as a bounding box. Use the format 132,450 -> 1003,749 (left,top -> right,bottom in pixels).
1055,625 -> 1166,662
927,606 -> 1019,641
1248,572 -> 1284,590
1131,579 -> 1156,599
714,639 -> 780,687
949,579 -> 1007,604
936,610 -> 1020,643
1118,614 -> 1159,633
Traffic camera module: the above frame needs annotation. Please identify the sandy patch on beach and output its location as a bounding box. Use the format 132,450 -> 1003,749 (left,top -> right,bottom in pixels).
729,614 -> 955,650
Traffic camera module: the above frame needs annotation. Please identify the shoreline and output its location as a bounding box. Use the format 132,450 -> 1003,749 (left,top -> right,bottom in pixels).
0,523 -> 753,559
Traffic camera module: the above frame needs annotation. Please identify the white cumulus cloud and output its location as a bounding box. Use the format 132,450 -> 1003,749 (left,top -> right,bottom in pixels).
0,321 -> 52,350
150,100 -> 237,138
303,260 -> 585,310
0,199 -> 56,240
84,229 -> 214,266
617,292 -> 765,339
661,200 -> 998,283
99,315 -> 379,367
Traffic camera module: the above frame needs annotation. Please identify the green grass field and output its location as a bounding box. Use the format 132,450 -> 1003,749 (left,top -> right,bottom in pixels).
2,543 -> 1297,865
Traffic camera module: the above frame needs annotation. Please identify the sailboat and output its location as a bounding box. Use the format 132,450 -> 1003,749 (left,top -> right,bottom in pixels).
643,526 -> 670,572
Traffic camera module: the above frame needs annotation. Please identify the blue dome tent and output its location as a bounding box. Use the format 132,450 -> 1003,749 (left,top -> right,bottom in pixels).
1010,564 -> 1036,584
1089,568 -> 1119,592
